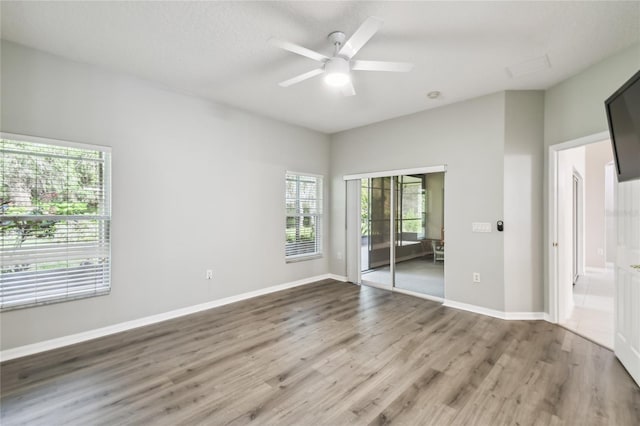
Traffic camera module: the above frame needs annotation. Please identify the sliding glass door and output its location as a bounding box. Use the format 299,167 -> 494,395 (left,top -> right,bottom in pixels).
394,173 -> 445,298
354,169 -> 445,299
361,177 -> 392,288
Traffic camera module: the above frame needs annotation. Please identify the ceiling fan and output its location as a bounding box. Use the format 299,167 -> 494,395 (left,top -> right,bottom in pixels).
269,16 -> 414,96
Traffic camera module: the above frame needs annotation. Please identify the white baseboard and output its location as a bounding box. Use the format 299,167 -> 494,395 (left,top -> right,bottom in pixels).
443,299 -> 506,319
327,274 -> 348,282
503,311 -> 547,321
1,275 -> 549,362
1,273 -> 340,362
443,299 -> 546,321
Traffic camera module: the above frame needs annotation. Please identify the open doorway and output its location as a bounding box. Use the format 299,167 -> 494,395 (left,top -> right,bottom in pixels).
359,171 -> 445,299
554,139 -> 614,348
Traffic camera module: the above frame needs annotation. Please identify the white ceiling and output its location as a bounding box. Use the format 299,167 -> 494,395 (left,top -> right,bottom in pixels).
1,1 -> 639,134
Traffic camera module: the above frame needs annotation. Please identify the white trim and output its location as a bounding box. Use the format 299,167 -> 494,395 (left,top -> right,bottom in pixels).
572,169 -> 585,283
286,170 -> 324,179
443,299 -> 546,321
327,274 -> 348,282
345,180 -> 361,284
392,287 -> 444,303
549,131 -> 610,152
285,253 -> 323,263
390,176 -> 396,284
285,171 -> 324,262
443,299 -> 506,319
503,312 -> 547,321
343,165 -> 447,181
0,273 -> 337,362
1,131 -> 112,152
547,130 -> 610,324
548,145 -> 559,323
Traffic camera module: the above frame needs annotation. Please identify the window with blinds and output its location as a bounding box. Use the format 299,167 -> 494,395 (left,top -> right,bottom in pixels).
285,172 -> 322,261
0,136 -> 111,311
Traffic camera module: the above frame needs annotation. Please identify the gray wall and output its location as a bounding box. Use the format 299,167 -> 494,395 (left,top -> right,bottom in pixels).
2,38 -> 638,351
331,91 -> 545,313
0,41 -> 331,350
504,91 -> 545,312
425,172 -> 445,241
330,92 -> 509,311
543,42 -> 640,312
544,44 -> 640,147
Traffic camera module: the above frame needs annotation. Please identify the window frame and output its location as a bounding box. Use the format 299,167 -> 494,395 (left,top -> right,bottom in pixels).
0,132 -> 112,311
285,171 -> 323,262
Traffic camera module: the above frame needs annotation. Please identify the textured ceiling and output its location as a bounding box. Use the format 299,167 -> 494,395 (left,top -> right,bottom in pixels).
1,1 -> 639,134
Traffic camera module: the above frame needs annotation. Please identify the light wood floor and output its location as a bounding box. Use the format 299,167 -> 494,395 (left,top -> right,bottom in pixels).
1,280 -> 639,425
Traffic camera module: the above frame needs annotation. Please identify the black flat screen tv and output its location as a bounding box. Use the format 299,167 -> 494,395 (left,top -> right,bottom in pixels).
605,69 -> 640,182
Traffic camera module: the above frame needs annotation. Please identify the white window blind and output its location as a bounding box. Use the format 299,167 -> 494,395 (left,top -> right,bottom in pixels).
285,172 -> 322,260
0,136 -> 111,311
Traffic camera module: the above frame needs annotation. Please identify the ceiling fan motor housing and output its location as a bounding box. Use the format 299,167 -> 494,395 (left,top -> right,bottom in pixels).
328,31 -> 347,49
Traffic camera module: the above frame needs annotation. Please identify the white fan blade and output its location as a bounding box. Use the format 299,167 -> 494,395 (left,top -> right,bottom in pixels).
268,38 -> 328,62
340,80 -> 356,97
352,60 -> 414,72
338,16 -> 384,59
278,68 -> 324,87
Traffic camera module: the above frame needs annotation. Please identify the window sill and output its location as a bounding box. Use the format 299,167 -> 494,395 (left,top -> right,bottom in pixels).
0,289 -> 111,312
286,254 -> 323,263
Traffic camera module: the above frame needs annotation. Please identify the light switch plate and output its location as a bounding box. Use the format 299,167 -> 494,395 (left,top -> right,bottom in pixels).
472,222 -> 491,233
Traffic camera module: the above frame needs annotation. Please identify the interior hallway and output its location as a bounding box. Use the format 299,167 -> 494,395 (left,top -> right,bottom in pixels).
561,266 -> 614,349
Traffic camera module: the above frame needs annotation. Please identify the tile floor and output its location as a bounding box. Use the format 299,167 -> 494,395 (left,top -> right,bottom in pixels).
562,266 -> 614,349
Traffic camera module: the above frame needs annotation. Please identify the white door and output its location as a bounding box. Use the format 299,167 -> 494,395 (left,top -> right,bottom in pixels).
614,178 -> 640,386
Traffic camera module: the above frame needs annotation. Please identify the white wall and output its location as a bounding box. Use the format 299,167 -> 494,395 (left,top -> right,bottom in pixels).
585,141 -> 614,268
0,41 -> 331,350
331,92 -> 508,311
504,91 -> 545,313
544,42 -> 640,312
557,146 -> 586,321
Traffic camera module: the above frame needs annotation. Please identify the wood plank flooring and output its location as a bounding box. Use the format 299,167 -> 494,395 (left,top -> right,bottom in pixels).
1,280 -> 639,425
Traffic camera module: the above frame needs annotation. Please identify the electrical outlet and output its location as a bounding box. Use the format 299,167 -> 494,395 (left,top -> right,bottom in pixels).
473,272 -> 481,283
206,270 -> 213,280
337,251 -> 343,260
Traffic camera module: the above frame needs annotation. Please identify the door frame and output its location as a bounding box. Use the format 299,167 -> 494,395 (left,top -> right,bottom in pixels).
345,165 -> 447,302
572,170 -> 585,284
548,131 -> 609,323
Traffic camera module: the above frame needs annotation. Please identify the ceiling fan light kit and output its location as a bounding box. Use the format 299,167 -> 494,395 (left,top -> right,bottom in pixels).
324,57 -> 351,87
269,16 -> 414,96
